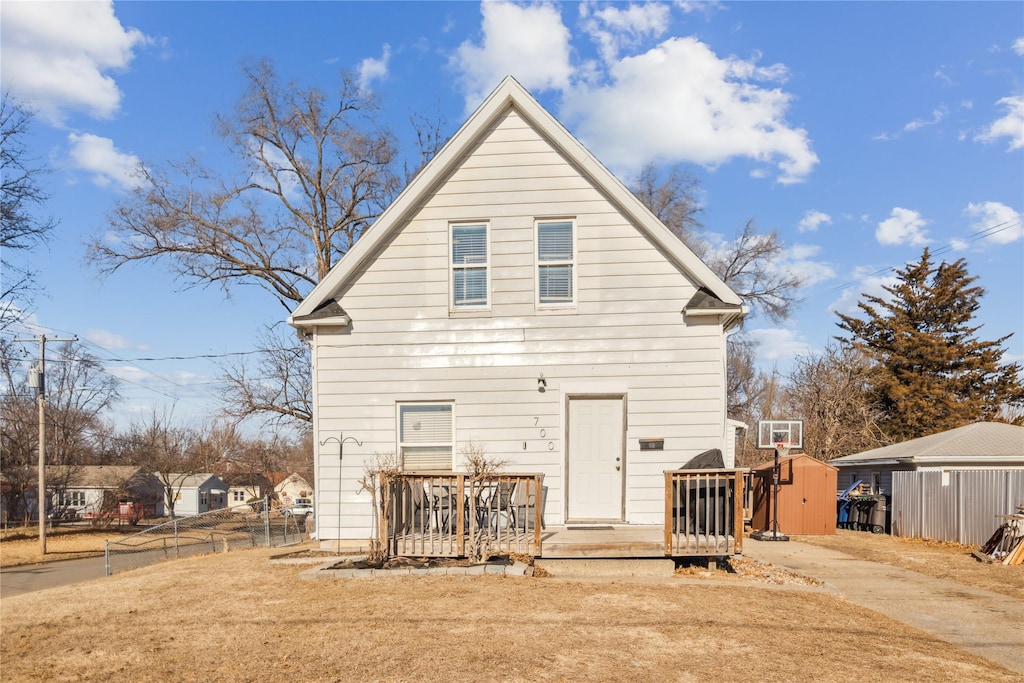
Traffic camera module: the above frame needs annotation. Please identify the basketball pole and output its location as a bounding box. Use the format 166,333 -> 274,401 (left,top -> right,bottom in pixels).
752,442 -> 790,542
771,445 -> 782,538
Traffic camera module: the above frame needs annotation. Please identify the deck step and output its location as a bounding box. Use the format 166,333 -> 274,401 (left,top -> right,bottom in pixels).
535,558 -> 675,578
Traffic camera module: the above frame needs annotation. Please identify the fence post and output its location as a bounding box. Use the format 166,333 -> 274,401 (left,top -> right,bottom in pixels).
173,517 -> 179,558
264,495 -> 271,547
104,540 -> 110,577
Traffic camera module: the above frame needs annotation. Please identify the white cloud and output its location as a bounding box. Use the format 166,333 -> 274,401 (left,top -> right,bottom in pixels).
0,0 -> 149,124
781,244 -> 836,287
744,328 -> 812,362
965,201 -> 1023,244
451,1 -> 572,111
85,329 -> 147,351
449,4 -> 818,183
797,210 -> 831,233
933,67 -> 955,86
580,1 -> 671,64
903,105 -> 948,132
876,207 -> 930,246
975,96 -> 1024,151
1014,38 -> 1024,56
562,37 -> 818,182
67,133 -> 144,190
358,44 -> 391,92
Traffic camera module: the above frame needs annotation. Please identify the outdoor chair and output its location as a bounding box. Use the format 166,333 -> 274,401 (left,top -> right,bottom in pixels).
482,481 -> 517,532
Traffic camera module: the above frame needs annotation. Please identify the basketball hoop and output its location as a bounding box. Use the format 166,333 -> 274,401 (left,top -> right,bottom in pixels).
751,422 -> 802,543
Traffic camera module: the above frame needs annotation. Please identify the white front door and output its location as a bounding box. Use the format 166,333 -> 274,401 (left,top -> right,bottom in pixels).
567,397 -> 624,521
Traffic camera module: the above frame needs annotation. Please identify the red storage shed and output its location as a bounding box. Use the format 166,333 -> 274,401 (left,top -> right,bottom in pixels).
751,454 -> 838,536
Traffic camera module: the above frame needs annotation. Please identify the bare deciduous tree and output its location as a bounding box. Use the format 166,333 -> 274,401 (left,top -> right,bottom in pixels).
1,94 -> 56,328
86,60 -> 404,427
89,59 -> 399,312
0,340 -> 121,523
703,220 -> 803,323
219,327 -> 312,426
783,343 -> 888,461
119,411 -> 203,518
631,165 -> 803,323
631,162 -> 704,244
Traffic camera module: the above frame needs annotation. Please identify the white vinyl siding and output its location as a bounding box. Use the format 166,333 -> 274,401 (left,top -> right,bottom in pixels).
536,219 -> 574,306
450,223 -> 489,308
311,108 -> 732,540
398,403 -> 454,471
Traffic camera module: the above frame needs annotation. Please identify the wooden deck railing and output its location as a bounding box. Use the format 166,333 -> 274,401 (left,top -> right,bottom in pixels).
664,469 -> 744,556
384,473 -> 543,558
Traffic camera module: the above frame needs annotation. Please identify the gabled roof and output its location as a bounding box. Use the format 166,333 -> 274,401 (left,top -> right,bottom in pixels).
160,473 -> 226,489
273,472 -> 312,491
290,76 -> 744,326
47,465 -> 152,488
829,422 -> 1024,467
751,454 -> 838,473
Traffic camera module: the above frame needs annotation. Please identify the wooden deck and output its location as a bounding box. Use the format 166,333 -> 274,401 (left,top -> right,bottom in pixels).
540,525 -> 736,558
382,469 -> 743,560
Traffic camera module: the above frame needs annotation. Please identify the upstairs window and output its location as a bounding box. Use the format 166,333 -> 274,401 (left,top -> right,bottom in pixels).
451,223 -> 489,308
537,220 -> 575,305
398,403 -> 454,471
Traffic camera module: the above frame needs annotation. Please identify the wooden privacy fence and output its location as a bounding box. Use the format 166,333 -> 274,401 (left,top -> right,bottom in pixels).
384,473 -> 543,558
665,469 -> 744,556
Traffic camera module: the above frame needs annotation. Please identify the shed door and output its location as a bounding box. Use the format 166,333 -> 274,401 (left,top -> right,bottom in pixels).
567,397 -> 624,521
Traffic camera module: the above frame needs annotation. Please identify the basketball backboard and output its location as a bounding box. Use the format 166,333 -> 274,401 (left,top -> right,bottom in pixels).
757,420 -> 803,450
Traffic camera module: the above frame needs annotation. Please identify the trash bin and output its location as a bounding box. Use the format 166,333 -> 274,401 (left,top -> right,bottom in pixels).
868,494 -> 888,534
851,496 -> 878,532
836,498 -> 852,529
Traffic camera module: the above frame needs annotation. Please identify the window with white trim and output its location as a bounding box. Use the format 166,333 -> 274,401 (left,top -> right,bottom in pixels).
451,223 -> 489,308
536,219 -> 575,305
60,491 -> 85,507
398,403 -> 454,471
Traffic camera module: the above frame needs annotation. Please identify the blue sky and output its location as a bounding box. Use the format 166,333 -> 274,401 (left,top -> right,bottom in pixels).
2,1 -> 1022,428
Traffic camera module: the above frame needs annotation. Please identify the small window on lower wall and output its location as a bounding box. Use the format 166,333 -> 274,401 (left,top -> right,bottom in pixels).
397,402 -> 454,471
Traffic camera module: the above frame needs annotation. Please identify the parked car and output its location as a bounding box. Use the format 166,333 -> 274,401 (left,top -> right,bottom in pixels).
284,497 -> 313,517
48,507 -> 79,525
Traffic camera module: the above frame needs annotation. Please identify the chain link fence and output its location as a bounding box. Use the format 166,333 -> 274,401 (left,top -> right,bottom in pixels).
105,498 -> 310,576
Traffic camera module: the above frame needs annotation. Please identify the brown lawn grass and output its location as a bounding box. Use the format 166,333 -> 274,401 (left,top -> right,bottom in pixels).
1,544 -> 1021,682
796,529 -> 1024,601
0,525 -> 139,566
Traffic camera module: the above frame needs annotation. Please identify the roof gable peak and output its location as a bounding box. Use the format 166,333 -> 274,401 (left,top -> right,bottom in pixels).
291,76 -> 742,323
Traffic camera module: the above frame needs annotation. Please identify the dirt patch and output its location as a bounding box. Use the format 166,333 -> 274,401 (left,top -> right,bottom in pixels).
796,530 -> 1024,600
1,546 -> 1018,682
674,556 -> 823,586
325,555 -> 477,570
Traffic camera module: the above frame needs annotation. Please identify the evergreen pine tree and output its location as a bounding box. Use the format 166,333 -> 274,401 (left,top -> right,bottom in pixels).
836,247 -> 1024,441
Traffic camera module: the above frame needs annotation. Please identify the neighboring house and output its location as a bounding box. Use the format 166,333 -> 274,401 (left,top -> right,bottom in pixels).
221,473 -> 273,511
158,473 -> 228,517
48,466 -> 164,521
830,422 -> 1024,545
272,472 -> 314,507
289,77 -> 746,548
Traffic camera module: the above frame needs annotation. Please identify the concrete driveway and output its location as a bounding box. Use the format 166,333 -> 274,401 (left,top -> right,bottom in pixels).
0,556 -> 106,599
744,537 -> 1024,676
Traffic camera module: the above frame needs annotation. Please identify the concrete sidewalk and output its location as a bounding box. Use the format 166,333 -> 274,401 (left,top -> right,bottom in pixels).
0,556 -> 106,599
743,537 -> 1024,676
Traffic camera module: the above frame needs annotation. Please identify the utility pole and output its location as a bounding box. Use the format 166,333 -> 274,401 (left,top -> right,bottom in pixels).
14,333 -> 77,554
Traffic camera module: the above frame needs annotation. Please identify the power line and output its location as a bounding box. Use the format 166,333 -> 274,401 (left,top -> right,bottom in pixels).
828,219 -> 1021,293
